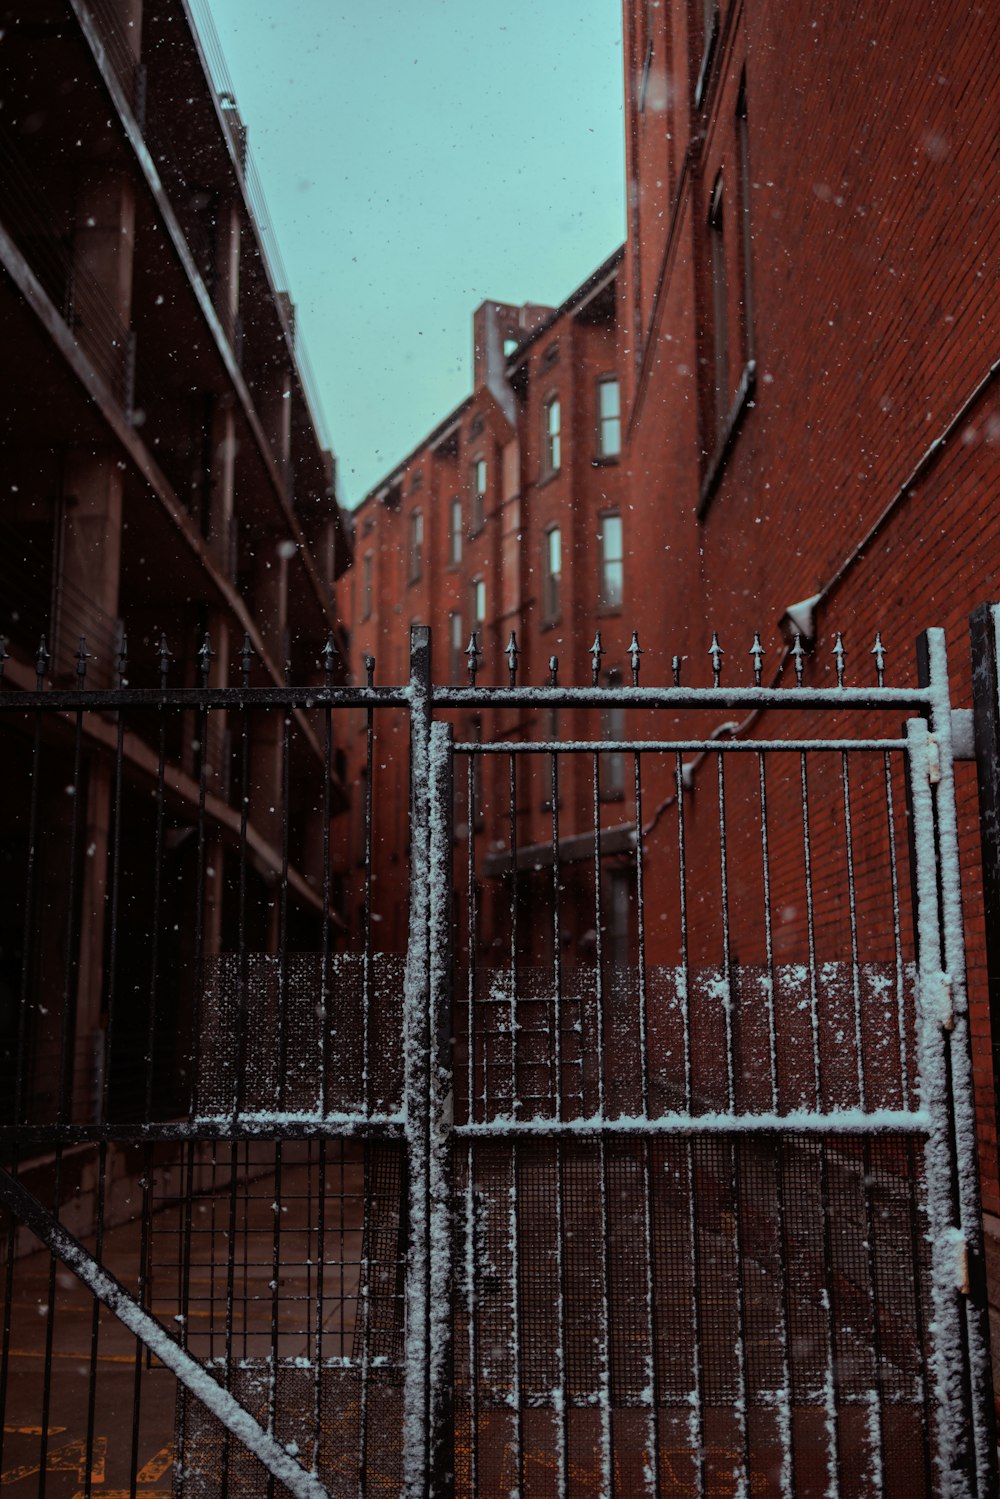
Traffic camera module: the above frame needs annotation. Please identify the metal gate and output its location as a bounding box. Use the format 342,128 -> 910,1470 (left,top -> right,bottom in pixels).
0,623 -> 994,1496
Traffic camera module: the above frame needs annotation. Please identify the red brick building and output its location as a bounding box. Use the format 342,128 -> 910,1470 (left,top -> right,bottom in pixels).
338,252 -> 635,962
618,0 -> 1000,1360
341,0 -> 1000,1396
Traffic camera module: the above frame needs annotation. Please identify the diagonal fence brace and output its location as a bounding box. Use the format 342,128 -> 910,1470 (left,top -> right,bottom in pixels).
0,1166 -> 332,1499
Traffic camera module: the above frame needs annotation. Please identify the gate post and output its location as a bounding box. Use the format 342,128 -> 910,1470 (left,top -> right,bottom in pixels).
918,628 -> 998,1492
968,603 -> 1000,1191
402,629 -> 455,1498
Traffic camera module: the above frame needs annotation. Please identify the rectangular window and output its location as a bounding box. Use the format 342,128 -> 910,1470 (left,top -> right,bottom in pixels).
408,508 -> 423,583
471,576 -> 486,628
449,610 -> 464,684
598,512 -> 624,610
543,396 -> 561,474
736,76 -> 755,363
362,551 -> 373,620
450,496 -> 462,564
597,378 -> 621,458
543,525 -> 561,624
708,173 -> 729,435
471,457 -> 487,531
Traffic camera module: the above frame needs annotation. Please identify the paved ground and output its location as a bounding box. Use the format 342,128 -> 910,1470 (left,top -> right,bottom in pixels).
0,1146 -> 369,1496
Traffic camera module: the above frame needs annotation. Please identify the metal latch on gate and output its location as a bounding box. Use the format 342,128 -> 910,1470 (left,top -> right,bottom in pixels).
927,734 -> 942,783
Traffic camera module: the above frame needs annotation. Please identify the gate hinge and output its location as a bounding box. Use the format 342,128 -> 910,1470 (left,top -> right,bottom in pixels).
927,734 -> 942,784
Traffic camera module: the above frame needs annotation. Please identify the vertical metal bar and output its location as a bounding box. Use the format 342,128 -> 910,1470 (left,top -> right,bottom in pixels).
906,715 -> 973,1492
798,754 -> 841,1495
38,669 -> 88,1498
839,748 -> 888,1493
590,748 -> 613,1497
549,720 -> 569,1498
402,625 -> 432,1498
969,602 -> 1000,1173
923,630 -> 998,1491
715,753 -> 736,1112
314,700 -> 333,1480
675,747 -> 706,1499
266,679 -> 294,1497
84,685 -> 126,1498
633,753 -> 660,1499
462,742 -> 479,1499
0,702 -> 44,1469
550,744 -> 563,1120
427,717 -> 454,1494
363,660 -> 375,1116
756,757 -> 795,1495
506,745 -> 524,1498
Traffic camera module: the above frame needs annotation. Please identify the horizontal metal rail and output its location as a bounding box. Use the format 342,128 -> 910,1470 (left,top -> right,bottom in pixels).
452,1108 -> 932,1138
457,737 -> 912,754
0,1114 -> 406,1149
0,683 -> 932,713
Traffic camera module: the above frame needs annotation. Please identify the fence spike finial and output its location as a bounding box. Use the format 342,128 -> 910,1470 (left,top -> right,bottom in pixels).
791,631 -> 805,687
628,630 -> 643,686
116,630 -> 129,688
466,631 -> 482,686
321,631 -> 338,681
158,632 -> 172,689
76,635 -> 91,685
506,631 -> 519,687
591,631 -> 605,687
871,631 -> 886,686
750,631 -> 765,687
0,636 -> 8,683
364,654 -> 375,689
833,631 -> 846,688
35,634 -> 49,689
709,632 -> 724,687
198,631 -> 214,688
549,655 -> 559,688
240,632 -> 254,688
672,654 -> 681,687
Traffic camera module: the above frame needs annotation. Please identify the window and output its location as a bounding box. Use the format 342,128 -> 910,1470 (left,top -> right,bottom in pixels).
708,173 -> 729,436
408,508 -> 423,583
361,551 -> 373,620
736,76 -> 755,364
471,457 -> 486,531
598,513 -> 624,610
471,576 -> 486,629
450,496 -> 462,564
597,378 -> 621,458
542,526 -> 561,624
449,611 -> 464,684
543,396 -> 561,475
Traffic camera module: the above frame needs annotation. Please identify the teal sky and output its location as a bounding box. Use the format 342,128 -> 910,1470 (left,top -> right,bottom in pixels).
202,0 -> 626,507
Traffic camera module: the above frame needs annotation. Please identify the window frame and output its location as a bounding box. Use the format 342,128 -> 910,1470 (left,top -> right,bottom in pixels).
408,507 -> 423,584
449,495 -> 462,565
542,524 -> 562,626
598,511 -> 624,612
361,550 -> 373,621
542,393 -> 562,477
596,376 -> 622,461
470,456 -> 487,533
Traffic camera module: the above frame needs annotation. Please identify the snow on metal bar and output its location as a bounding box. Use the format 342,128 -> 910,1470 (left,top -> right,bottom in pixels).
0,1168 -> 331,1499
452,1108 -> 931,1137
434,684 -> 931,710
924,631 -> 998,1493
907,717 -> 974,1494
455,737 -> 911,755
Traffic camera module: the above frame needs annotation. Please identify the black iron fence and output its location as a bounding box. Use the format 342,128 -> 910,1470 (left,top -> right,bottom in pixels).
0,623 -> 994,1496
